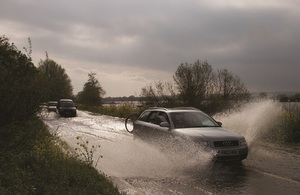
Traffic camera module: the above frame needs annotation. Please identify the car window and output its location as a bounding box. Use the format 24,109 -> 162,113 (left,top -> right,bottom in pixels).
170,111 -> 218,128
139,111 -> 151,122
138,110 -> 170,126
140,111 -> 168,125
157,112 -> 170,124
148,111 -> 159,124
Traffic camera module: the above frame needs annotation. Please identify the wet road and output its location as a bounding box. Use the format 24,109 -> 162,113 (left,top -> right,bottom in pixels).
42,109 -> 300,195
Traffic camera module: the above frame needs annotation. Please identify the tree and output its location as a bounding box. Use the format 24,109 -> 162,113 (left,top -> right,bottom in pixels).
291,93 -> 300,102
140,59 -> 250,114
173,60 -> 215,108
77,72 -> 105,106
0,36 -> 45,125
38,54 -> 73,100
215,69 -> 250,102
258,92 -> 268,99
140,81 -> 178,107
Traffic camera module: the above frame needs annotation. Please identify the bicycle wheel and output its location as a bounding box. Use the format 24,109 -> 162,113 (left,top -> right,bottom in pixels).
125,114 -> 139,133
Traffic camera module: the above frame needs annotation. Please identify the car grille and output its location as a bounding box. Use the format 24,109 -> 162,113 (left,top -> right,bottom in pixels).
214,140 -> 239,147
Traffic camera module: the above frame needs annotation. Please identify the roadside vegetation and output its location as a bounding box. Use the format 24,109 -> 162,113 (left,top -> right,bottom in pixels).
78,104 -> 140,118
0,36 -> 121,194
267,94 -> 300,145
0,117 -> 120,194
38,52 -> 74,100
266,110 -> 300,146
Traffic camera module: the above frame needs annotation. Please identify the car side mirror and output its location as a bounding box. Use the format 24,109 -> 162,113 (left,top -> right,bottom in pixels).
160,122 -> 171,128
217,121 -> 222,126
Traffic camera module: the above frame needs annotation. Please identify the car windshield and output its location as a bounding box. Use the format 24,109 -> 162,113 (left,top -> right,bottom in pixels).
60,102 -> 75,107
170,111 -> 219,128
48,102 -> 57,106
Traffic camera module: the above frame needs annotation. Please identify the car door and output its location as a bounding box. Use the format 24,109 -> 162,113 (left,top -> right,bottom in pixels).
154,111 -> 175,143
133,111 -> 157,139
133,111 -> 167,141
142,111 -> 160,140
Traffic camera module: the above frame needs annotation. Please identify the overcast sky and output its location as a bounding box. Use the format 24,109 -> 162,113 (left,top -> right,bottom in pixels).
1,0 -> 300,97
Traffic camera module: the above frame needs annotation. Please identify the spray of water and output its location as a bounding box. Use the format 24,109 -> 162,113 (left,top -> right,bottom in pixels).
42,110 -> 212,178
214,99 -> 283,148
94,101 -> 286,178
97,137 -> 213,178
44,103 -> 284,180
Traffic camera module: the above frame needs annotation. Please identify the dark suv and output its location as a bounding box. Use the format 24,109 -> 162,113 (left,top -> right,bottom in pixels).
131,107 -> 248,161
57,99 -> 77,117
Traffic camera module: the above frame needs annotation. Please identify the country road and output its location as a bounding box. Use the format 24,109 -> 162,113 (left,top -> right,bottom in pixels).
42,101 -> 300,195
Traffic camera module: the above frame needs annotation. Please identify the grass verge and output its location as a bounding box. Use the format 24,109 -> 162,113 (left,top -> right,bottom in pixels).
0,117 -> 121,195
265,111 -> 300,146
78,104 -> 141,118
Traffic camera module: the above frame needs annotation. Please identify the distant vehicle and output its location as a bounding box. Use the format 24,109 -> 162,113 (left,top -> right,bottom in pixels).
57,99 -> 77,117
47,101 -> 58,112
126,107 -> 248,162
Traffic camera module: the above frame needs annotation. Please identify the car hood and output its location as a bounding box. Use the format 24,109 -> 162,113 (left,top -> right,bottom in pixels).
172,127 -> 244,141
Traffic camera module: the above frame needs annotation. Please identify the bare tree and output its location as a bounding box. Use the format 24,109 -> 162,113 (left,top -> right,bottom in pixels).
139,60 -> 250,113
215,69 -> 250,103
173,60 -> 215,108
140,81 -> 178,107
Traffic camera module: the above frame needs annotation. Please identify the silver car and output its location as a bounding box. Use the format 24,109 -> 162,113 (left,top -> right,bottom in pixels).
131,107 -> 248,161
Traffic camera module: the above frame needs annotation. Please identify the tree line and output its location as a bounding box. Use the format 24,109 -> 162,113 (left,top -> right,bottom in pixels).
140,60 -> 250,113
1,35 -> 250,125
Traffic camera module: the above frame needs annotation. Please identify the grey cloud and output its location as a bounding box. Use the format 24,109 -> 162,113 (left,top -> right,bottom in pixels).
1,0 -> 300,95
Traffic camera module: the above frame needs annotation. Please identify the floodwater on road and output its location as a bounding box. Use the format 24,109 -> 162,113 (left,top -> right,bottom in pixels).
42,100 -> 300,195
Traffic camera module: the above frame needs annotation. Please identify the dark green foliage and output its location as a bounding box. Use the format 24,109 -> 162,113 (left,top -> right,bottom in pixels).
99,105 -> 138,118
268,112 -> 300,144
0,36 -> 45,126
76,72 -> 105,106
0,118 -> 121,195
38,57 -> 73,100
0,36 -> 119,194
277,93 -> 300,102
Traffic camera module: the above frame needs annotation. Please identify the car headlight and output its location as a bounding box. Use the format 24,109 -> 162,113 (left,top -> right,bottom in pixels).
240,138 -> 247,146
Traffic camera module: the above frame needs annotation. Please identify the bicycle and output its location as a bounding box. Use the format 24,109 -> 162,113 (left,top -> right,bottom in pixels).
124,105 -> 144,133
124,114 -> 139,133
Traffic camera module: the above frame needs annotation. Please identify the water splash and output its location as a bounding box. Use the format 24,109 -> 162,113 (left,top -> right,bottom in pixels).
214,100 -> 283,148
97,137 -> 213,178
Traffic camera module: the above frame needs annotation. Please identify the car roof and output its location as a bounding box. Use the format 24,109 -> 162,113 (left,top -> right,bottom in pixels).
145,107 -> 201,113
59,99 -> 73,102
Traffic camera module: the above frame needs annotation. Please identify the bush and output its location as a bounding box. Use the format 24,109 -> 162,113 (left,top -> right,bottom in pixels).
0,117 -> 121,194
78,104 -> 140,118
268,111 -> 300,144
0,36 -> 45,126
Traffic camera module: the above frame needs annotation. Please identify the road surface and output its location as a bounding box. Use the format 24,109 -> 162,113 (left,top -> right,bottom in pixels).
42,109 -> 300,195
